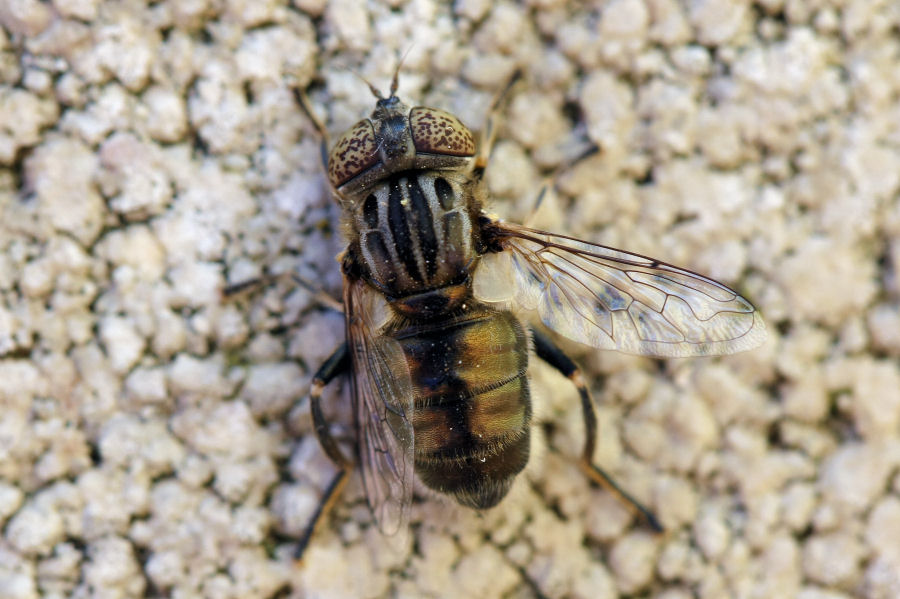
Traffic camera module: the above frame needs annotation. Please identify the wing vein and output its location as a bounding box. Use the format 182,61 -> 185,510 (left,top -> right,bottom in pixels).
478,220 -> 768,356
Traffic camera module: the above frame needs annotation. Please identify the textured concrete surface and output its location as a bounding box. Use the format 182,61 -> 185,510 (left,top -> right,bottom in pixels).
1,1 -> 900,598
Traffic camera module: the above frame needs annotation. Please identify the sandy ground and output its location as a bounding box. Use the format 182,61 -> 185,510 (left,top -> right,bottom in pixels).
2,1 -> 900,598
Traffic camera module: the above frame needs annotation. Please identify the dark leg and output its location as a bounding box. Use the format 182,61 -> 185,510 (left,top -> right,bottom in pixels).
474,70 -> 522,172
224,272 -> 343,314
296,342 -> 354,559
523,146 -> 600,228
293,88 -> 331,174
309,343 -> 351,467
222,276 -> 270,297
294,469 -> 349,560
531,329 -> 662,532
222,274 -> 281,299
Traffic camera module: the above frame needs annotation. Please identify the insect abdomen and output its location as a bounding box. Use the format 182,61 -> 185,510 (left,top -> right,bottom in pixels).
353,171 -> 477,304
389,306 -> 531,509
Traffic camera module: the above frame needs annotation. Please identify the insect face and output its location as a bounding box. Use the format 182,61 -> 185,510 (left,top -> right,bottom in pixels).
327,94 -> 476,201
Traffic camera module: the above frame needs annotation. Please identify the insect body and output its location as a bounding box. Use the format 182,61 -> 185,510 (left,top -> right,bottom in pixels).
299,73 -> 766,556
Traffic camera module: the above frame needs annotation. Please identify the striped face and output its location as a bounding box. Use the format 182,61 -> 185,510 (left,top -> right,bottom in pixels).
350,171 -> 477,303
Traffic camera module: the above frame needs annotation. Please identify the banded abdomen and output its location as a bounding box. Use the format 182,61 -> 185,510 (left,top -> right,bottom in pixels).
387,305 -> 531,509
349,170 -> 479,315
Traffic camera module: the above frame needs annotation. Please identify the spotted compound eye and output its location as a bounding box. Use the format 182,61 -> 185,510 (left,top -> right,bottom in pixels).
409,107 -> 476,157
328,119 -> 379,188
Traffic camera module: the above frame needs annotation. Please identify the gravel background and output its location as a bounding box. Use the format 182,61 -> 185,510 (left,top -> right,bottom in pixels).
2,1 -> 900,598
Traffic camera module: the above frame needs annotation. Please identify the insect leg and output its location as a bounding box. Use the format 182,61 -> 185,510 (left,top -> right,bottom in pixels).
295,469 -> 349,560
309,343 -> 352,467
531,329 -> 663,532
294,88 -> 331,173
474,70 -> 522,171
521,144 -> 601,227
223,273 -> 281,298
291,274 -> 344,312
296,342 -> 353,559
224,271 -> 343,315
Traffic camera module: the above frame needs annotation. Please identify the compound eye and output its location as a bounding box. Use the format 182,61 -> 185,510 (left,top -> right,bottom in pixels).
409,107 -> 476,157
328,119 -> 379,187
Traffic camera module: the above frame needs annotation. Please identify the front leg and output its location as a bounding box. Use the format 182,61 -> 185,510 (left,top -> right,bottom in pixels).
474,70 -> 522,173
294,87 -> 331,175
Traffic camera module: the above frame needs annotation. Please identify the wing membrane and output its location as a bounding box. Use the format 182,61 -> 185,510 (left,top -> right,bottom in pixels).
480,221 -> 767,357
344,277 -> 414,534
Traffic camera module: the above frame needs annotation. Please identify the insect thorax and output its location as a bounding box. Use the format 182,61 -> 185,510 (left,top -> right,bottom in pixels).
347,170 -> 482,316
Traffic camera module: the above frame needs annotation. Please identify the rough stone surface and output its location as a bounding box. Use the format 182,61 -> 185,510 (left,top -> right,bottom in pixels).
1,1 -> 898,596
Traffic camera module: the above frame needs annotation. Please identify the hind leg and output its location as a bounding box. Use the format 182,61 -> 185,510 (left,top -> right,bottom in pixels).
531,329 -> 662,532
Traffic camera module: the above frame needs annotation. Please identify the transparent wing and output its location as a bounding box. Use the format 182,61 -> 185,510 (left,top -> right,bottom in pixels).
476,220 -> 767,357
344,277 -> 414,535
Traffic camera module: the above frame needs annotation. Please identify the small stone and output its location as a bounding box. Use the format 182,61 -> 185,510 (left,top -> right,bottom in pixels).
609,532 -> 658,594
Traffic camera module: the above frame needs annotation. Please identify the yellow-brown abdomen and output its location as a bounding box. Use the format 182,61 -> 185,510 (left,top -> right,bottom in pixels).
388,306 -> 531,509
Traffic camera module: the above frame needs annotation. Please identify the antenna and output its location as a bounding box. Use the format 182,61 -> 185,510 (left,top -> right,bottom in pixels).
388,46 -> 413,97
353,46 -> 415,101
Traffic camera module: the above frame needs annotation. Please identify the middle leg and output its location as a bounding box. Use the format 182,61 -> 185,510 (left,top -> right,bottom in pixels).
296,342 -> 354,559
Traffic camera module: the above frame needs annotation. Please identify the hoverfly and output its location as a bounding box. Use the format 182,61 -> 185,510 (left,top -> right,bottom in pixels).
295,70 -> 766,557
